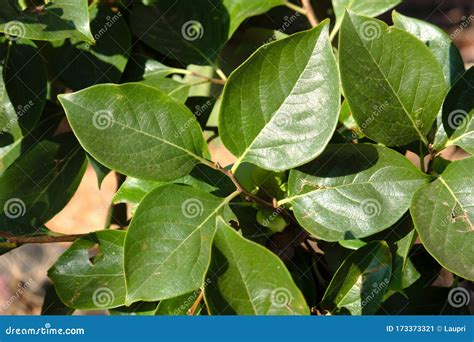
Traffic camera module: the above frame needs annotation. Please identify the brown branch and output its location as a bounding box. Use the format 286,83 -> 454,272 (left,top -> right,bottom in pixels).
190,72 -> 226,85
187,289 -> 204,315
0,231 -> 86,244
214,162 -> 276,209
301,0 -> 318,27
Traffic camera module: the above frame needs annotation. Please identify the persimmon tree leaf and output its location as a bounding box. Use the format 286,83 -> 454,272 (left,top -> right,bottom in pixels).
3,39 -> 47,133
339,12 -> 445,146
124,185 -> 237,305
435,67 -> 474,154
392,11 -> 464,87
205,218 -> 309,315
411,157 -> 474,281
224,0 -> 285,36
331,0 -> 401,39
0,0 -> 94,43
130,0 -> 229,65
219,22 -> 340,171
48,230 -> 127,310
59,83 -> 207,182
285,144 -> 429,241
48,3 -> 131,90
0,135 -> 87,235
322,241 -> 392,315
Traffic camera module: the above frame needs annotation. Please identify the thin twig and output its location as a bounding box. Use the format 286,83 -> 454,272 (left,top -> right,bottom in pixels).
284,1 -> 307,15
187,289 -> 204,315
214,162 -> 276,209
301,0 -> 318,27
0,231 -> 86,244
190,72 -> 226,85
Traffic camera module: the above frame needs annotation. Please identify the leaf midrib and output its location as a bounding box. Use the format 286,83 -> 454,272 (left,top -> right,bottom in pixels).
348,16 -> 429,144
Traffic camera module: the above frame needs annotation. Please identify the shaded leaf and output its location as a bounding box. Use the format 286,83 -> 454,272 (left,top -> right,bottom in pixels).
0,0 -> 94,43
0,134 -> 87,234
322,241 -> 392,315
205,218 -> 309,315
130,0 -> 229,65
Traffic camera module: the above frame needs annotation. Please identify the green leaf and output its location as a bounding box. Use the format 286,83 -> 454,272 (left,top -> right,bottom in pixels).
0,0 -> 94,43
1,38 -> 46,134
130,0 -> 229,65
59,83 -> 207,182
220,22 -> 340,171
392,11 -> 464,87
124,185 -> 238,305
48,230 -> 127,310
121,55 -> 190,103
331,0 -> 401,39
437,68 -> 474,154
205,218 -> 309,315
285,144 -> 429,241
154,291 -> 201,315
41,284 -> 74,315
411,157 -> 474,281
47,4 -> 131,90
109,302 -> 158,316
339,12 -> 446,146
322,241 -> 392,315
0,135 -> 87,234
223,0 -> 285,36
87,155 -> 110,189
